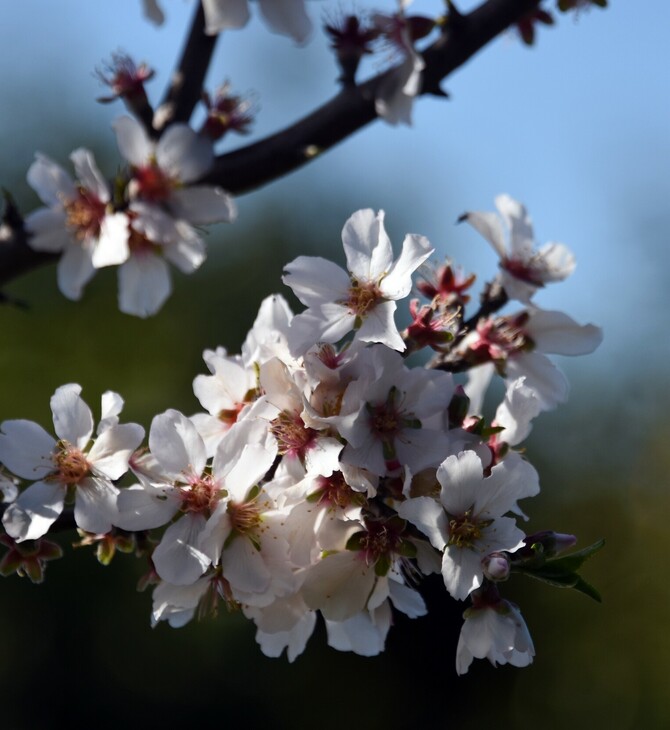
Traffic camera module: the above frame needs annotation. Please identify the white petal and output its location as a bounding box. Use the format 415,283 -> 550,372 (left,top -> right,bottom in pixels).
116,484 -> 180,531
2,480 -> 65,541
397,496 -> 448,551
57,243 -> 96,300
88,423 -> 145,479
156,124 -> 213,182
27,153 -> 76,206
222,536 -> 271,595
301,551 -> 376,621
527,308 -> 603,355
437,451 -> 485,515
202,0 -> 250,34
259,0 -> 311,43
356,299 -> 404,350
74,476 -> 119,534
495,194 -> 534,258
342,209 -> 393,282
153,513 -> 210,585
25,208 -> 71,252
50,383 -> 93,448
162,223 -> 207,273
118,253 -> 171,318
442,545 -> 483,601
113,116 -> 153,167
283,256 -> 350,307
149,409 -> 207,479
381,233 -> 433,299
462,210 -> 506,258
169,186 -> 237,224
92,213 -> 130,268
0,420 -> 55,479
70,148 -> 110,202
506,352 -> 569,411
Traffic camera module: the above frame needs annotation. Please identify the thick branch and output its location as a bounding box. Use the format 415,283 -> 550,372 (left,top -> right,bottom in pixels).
204,0 -> 541,193
0,0 -> 539,289
158,2 -> 218,126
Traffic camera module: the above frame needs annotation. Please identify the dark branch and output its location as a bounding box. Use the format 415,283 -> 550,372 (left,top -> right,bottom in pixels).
0,0 -> 539,289
204,0 -> 541,193
158,1 -> 218,127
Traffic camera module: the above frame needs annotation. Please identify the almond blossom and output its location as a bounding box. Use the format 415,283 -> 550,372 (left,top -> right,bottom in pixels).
397,450 -> 538,601
25,149 -> 129,300
283,208 -> 433,355
456,585 -> 535,674
113,115 -> 236,226
462,194 -> 576,302
0,385 -> 144,541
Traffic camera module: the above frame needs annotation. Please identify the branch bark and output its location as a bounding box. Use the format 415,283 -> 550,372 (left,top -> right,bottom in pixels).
0,0 -> 539,290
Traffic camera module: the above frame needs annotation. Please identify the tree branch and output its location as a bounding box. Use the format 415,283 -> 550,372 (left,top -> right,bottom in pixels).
0,0 -> 539,289
203,0 -> 540,192
157,1 -> 218,127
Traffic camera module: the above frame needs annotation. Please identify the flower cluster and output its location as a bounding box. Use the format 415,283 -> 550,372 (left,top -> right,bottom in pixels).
25,116 -> 236,317
0,202 -> 602,672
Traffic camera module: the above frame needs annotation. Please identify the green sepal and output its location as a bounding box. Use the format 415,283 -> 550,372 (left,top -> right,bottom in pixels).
96,540 -> 115,566
514,539 -> 604,602
0,551 -> 23,576
375,554 -> 391,577
345,532 -> 367,552
22,559 -> 45,584
396,540 -> 417,559
247,484 -> 261,501
306,490 -> 323,503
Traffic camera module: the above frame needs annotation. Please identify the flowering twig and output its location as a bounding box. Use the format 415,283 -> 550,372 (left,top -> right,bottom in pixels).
0,0 -> 540,290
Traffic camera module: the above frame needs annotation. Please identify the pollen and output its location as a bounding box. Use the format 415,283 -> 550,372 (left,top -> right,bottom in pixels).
448,511 -> 491,549
345,278 -> 382,317
64,187 -> 106,240
227,500 -> 262,534
270,410 -> 316,457
179,473 -> 223,514
52,441 -> 90,485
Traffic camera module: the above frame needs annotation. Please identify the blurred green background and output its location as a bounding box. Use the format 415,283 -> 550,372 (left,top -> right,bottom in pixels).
1,1 -> 669,728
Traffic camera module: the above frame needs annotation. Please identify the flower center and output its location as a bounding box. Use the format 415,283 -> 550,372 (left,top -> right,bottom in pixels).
312,472 -> 364,510
227,500 -> 262,535
270,410 -> 317,458
179,473 -> 224,515
52,441 -> 90,485
345,278 -> 382,318
64,187 -> 105,240
474,313 -> 533,361
448,510 -> 492,549
133,163 -> 176,202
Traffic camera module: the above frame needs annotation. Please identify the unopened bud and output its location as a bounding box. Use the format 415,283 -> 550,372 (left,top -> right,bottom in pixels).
518,530 -> 578,560
482,552 -> 511,582
448,386 -> 470,428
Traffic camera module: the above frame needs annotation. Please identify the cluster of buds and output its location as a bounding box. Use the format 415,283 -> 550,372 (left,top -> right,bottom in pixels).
0,200 -> 603,672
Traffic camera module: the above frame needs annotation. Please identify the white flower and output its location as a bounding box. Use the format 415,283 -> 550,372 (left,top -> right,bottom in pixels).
118,202 -> 207,318
464,306 -> 603,413
0,385 -> 144,541
202,0 -> 312,43
190,347 -> 259,456
283,209 -> 433,355
373,1 -> 426,126
397,450 -> 536,600
113,115 -> 236,225
25,149 -> 129,300
462,194 -> 576,302
335,346 -> 454,477
456,592 -> 535,674
143,0 -> 312,43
